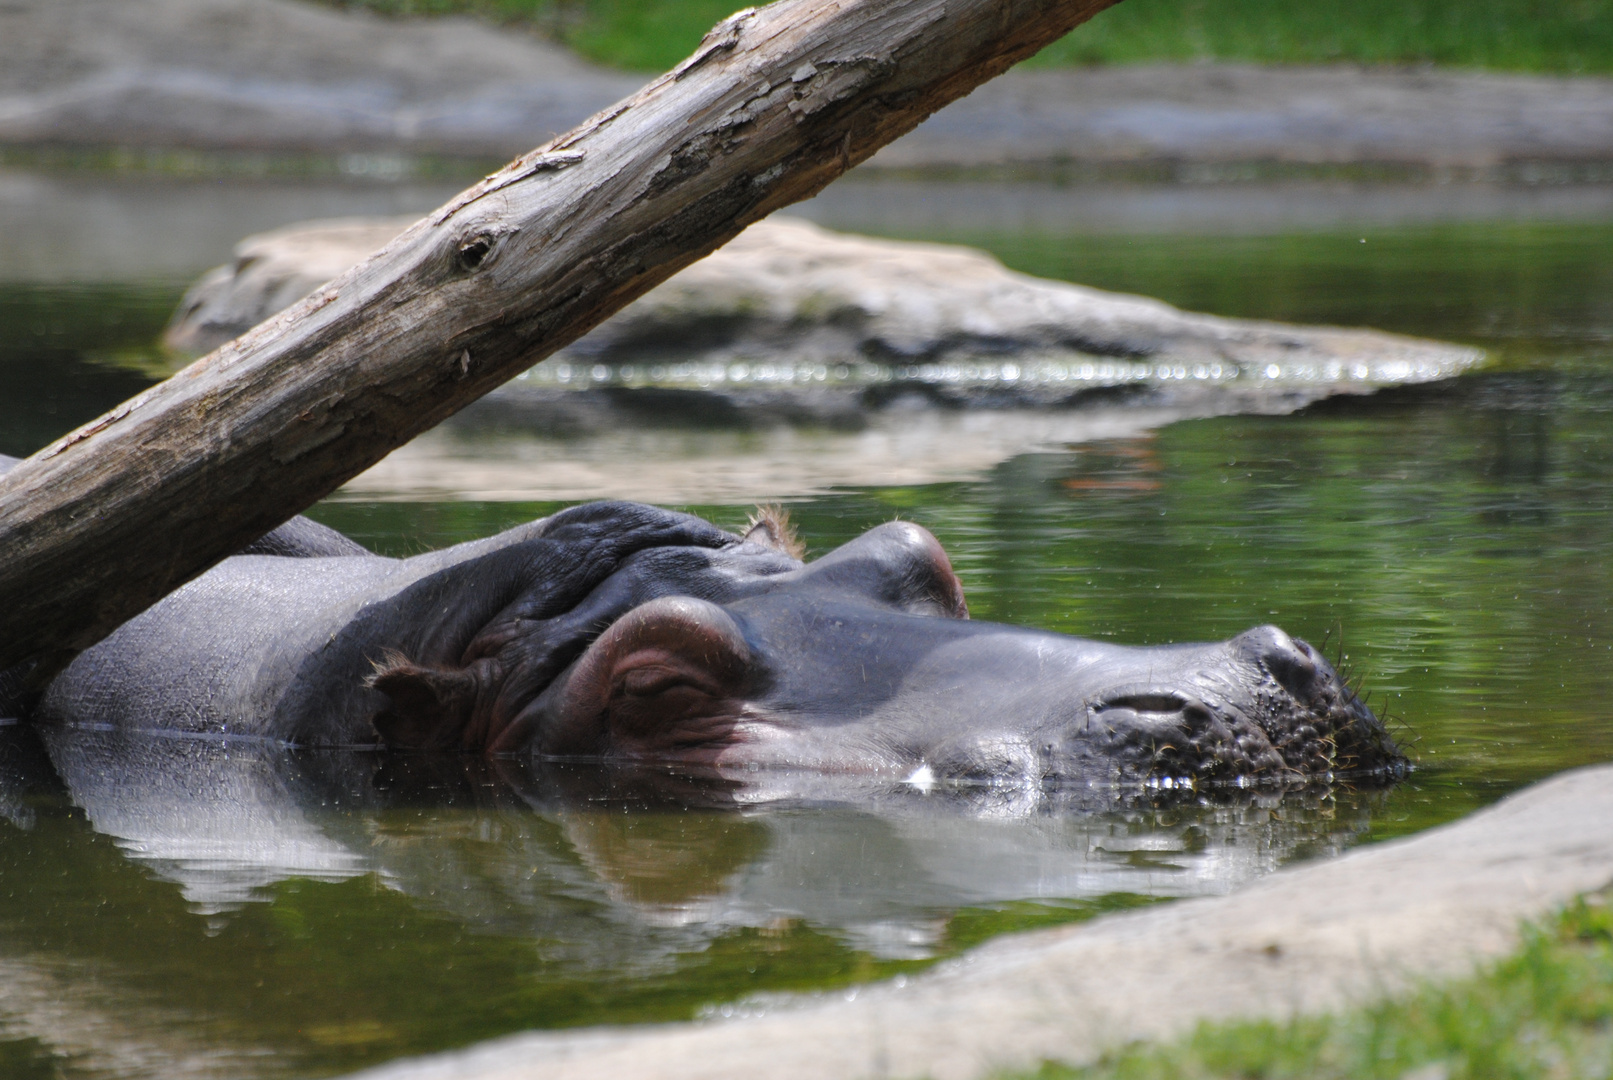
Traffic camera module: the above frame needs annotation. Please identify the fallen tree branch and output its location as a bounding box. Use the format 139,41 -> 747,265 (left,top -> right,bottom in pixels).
0,0 -> 1119,672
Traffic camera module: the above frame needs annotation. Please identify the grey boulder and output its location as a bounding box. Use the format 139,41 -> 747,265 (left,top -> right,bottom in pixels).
165,214 -> 1481,384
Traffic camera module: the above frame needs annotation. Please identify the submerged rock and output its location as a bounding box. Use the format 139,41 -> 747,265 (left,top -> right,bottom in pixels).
166,214 -> 1480,386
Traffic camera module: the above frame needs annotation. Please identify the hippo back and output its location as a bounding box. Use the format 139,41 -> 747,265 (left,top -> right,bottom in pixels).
34,501 -> 798,746
0,451 -> 367,718
236,515 -> 370,558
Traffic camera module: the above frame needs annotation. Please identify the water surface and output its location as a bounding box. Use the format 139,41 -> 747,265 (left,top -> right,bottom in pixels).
2,171 -> 1611,1078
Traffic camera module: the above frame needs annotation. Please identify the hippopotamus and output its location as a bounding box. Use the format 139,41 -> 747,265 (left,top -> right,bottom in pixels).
10,458 -> 1402,787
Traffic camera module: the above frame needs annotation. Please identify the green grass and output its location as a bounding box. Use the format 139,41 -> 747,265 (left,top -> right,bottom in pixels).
315,0 -> 1613,74
1003,892 -> 1613,1080
1026,0 -> 1613,73
318,0 -> 741,71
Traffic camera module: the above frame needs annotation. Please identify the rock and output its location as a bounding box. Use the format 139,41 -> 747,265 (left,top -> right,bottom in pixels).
165,214 -> 1481,386
0,0 -> 642,157
868,63 -> 1613,174
164,218 -> 410,355
4,0 -> 1613,170
163,214 -> 1482,503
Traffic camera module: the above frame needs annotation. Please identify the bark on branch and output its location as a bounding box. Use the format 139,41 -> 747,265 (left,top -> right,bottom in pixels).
0,0 -> 1119,672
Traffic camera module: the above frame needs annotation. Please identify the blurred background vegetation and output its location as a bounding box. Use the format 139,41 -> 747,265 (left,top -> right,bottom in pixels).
315,0 -> 1613,74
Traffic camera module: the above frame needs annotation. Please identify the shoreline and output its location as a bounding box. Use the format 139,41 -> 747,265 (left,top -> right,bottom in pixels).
5,0 -> 1613,171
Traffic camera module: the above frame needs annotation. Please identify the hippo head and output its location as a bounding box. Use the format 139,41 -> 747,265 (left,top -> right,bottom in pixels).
368,503 -> 1403,789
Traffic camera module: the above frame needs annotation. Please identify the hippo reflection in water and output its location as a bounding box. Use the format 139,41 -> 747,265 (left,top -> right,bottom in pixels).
34,501 -> 1403,787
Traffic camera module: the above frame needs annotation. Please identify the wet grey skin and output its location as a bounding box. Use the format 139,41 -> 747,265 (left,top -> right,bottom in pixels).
22,493 -> 1403,789
513,523 -> 1398,786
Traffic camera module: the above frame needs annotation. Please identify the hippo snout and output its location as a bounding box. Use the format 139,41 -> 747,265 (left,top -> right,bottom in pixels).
1083,685 -> 1287,781
1046,625 -> 1401,786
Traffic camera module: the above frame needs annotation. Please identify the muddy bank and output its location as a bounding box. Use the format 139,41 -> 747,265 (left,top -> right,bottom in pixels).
5,0 -> 1613,170
347,763 -> 1613,1080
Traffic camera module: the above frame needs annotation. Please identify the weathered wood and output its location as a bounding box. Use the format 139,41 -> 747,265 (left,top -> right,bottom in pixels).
0,0 -> 1119,672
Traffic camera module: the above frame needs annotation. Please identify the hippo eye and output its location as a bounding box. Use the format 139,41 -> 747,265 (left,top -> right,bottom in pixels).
540,597 -> 754,759
798,521 -> 969,619
620,664 -> 709,698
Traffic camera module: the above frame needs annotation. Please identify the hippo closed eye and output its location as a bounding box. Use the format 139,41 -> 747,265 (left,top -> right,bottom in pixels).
33,501 -> 1404,788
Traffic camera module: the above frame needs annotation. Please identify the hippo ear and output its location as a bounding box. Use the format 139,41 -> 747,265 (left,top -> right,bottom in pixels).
741,505 -> 805,559
369,659 -> 482,751
798,520 -> 968,619
540,597 -> 754,759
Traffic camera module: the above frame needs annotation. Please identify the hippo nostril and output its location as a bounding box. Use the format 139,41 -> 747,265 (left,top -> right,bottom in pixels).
1096,693 -> 1189,714
1265,647 -> 1320,700
1233,625 -> 1321,700
1181,700 -> 1214,724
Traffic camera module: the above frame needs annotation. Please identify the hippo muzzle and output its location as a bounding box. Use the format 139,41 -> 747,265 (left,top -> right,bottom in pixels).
1063,626 -> 1393,785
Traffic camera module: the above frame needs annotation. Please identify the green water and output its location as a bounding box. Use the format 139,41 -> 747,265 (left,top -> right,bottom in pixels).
308,370 -> 1613,836
0,283 -> 179,459
3,197 -> 1612,1078
850,219 -> 1613,366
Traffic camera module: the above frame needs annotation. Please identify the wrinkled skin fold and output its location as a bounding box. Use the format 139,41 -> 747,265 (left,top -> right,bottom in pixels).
27,500 -> 1404,788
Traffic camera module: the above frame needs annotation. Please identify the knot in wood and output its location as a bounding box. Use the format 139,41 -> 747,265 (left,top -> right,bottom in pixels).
457,235 -> 494,273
